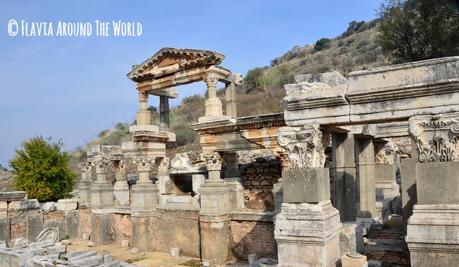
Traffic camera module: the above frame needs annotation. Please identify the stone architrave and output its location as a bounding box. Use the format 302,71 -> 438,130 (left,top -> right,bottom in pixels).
275,124 -> 342,267
113,160 -> 129,207
406,112 -> 459,266
89,157 -> 113,209
78,162 -> 92,207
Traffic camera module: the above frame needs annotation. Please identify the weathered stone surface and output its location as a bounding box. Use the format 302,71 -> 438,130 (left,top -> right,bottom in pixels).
282,167 -> 330,203
91,212 -> 114,245
26,212 -> 44,241
230,220 -> 276,260
200,214 -> 232,265
416,161 -> 459,205
406,204 -> 459,267
400,158 -> 417,225
0,201 -> 7,218
56,199 -> 78,211
340,222 -> 364,256
78,209 -> 92,239
41,202 -> 56,213
355,138 -> 377,219
64,210 -> 79,238
275,201 -> 342,267
113,213 -> 132,241
0,218 -> 10,244
113,181 -> 130,206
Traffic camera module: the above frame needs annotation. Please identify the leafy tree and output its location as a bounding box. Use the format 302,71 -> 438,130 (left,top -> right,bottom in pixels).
9,137 -> 75,202
243,67 -> 266,93
377,0 -> 459,63
314,38 -> 331,51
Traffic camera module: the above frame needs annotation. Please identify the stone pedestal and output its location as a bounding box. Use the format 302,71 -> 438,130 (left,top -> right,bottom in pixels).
113,181 -> 129,207
89,183 -> 113,209
407,204 -> 459,266
78,181 -> 91,207
130,183 -> 158,215
275,201 -> 342,267
91,211 -> 113,245
199,182 -> 232,266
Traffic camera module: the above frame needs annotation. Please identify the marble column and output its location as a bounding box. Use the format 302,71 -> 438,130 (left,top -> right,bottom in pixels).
78,162 -> 92,207
203,74 -> 223,118
406,112 -> 459,266
113,160 -> 129,207
355,138 -> 377,219
89,157 -> 113,209
332,132 -> 357,222
136,91 -> 150,125
159,96 -> 170,131
199,151 -> 232,265
275,125 -> 342,267
131,157 -> 158,252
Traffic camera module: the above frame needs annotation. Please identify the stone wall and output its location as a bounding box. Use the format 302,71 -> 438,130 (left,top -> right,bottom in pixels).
230,220 -> 277,260
149,210 -> 201,257
239,159 -> 281,210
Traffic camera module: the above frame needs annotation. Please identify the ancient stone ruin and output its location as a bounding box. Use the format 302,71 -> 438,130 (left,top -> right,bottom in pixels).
1,48 -> 458,267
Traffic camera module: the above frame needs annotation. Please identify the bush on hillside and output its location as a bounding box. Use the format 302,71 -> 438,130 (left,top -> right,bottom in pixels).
314,38 -> 331,51
377,0 -> 459,63
10,137 -> 75,202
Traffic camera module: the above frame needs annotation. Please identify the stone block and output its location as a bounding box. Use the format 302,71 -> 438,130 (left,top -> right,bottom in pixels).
91,212 -> 114,245
400,158 -> 417,225
340,222 -> 364,255
130,183 -> 158,214
26,212 -> 44,241
90,183 -> 113,209
199,214 -> 231,266
56,199 -> 78,211
416,161 -> 459,205
407,204 -> 459,267
275,201 -> 342,267
282,167 -> 330,203
199,182 -> 231,215
0,201 -> 7,218
64,210 -> 79,238
113,181 -> 130,206
341,252 -> 367,267
41,202 -> 56,213
0,218 -> 10,244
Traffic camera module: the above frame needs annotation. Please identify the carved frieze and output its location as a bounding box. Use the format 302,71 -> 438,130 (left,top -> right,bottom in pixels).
376,141 -> 400,164
277,125 -> 327,169
409,113 -> 459,163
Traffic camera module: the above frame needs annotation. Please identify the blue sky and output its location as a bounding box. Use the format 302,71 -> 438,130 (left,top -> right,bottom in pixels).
0,0 -> 381,166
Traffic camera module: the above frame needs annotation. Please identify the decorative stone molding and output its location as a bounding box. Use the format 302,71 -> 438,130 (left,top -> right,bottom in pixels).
92,157 -> 110,174
409,113 -> 459,163
138,91 -> 149,102
204,73 -> 219,94
203,151 -> 222,171
277,125 -> 327,169
376,141 -> 400,164
133,157 -> 156,172
115,160 -> 126,181
158,157 -> 170,174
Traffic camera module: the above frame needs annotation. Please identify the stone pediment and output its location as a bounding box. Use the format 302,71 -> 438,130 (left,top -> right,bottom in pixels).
128,47 -> 225,82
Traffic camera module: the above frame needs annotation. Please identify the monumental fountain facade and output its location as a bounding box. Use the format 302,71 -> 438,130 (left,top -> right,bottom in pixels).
1,48 -> 458,267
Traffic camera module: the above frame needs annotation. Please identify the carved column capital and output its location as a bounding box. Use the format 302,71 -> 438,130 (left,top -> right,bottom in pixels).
277,124 -> 327,169
409,113 -> 459,163
92,157 -> 110,174
138,91 -> 149,102
273,147 -> 290,168
79,162 -> 92,181
133,157 -> 156,172
204,73 -> 219,98
204,151 -> 222,172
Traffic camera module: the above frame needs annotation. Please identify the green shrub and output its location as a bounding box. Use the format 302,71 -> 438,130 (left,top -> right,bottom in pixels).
10,137 -> 75,202
314,38 -> 331,51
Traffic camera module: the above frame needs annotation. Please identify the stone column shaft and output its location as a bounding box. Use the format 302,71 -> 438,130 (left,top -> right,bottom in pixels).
356,138 -> 377,218
159,95 -> 170,131
137,91 -> 150,125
